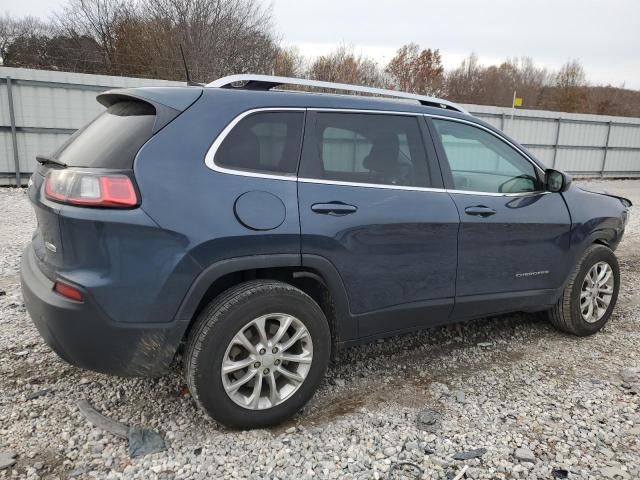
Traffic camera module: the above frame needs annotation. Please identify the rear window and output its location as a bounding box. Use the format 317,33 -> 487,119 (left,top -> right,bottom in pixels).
53,101 -> 156,169
214,111 -> 304,175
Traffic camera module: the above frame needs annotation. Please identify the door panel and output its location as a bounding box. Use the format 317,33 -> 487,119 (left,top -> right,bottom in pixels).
428,117 -> 572,318
298,111 -> 459,337
450,192 -> 571,298
299,182 -> 459,333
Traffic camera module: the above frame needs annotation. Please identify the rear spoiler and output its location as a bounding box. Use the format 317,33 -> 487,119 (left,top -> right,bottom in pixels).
97,87 -> 203,134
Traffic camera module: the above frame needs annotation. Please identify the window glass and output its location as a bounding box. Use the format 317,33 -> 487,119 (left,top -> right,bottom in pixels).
300,112 -> 431,187
53,101 -> 156,169
215,111 -> 304,175
433,119 -> 539,193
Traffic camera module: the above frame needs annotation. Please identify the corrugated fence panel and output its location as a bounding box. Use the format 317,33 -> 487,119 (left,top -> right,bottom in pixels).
559,122 -> 609,147
556,148 -> 604,173
13,84 -> 103,129
0,83 -> 11,127
610,125 -> 640,148
0,132 -> 13,173
606,150 -> 640,172
523,146 -> 554,165
1,67 -> 639,184
505,117 -> 558,145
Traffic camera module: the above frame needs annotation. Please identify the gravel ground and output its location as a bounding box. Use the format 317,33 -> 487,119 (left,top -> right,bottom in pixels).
1,179 -> 639,480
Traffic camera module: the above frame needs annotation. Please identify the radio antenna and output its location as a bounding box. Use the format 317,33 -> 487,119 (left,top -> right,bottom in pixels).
180,45 -> 202,86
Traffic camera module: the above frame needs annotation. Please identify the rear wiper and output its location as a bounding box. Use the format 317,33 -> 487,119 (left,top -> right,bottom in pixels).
36,155 -> 67,168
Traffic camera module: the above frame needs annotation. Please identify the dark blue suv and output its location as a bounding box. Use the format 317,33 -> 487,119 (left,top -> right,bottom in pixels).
21,75 -> 631,428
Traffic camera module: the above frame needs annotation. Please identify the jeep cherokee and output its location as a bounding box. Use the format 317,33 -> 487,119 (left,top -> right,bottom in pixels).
21,75 -> 631,428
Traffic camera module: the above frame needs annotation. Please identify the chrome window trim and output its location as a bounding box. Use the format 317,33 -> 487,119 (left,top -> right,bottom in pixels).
308,107 -> 419,116
204,107 -> 305,182
446,188 -> 550,198
297,177 -> 549,197
297,177 -> 445,193
204,106 -> 549,198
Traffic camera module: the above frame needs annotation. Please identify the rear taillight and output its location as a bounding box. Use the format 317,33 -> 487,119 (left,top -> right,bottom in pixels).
44,169 -> 138,208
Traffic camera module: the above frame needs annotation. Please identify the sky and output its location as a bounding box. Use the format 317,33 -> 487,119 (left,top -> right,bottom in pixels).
4,0 -> 640,89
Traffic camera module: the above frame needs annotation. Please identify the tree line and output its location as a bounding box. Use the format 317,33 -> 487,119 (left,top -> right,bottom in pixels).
1,0 -> 639,117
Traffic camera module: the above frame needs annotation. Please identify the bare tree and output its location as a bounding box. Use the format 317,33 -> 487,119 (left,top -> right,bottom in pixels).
0,14 -> 49,65
555,59 -> 587,88
539,59 -> 588,112
512,57 -> 549,106
385,43 -> 444,95
307,45 -> 386,88
0,13 -> 20,64
445,53 -> 485,103
474,57 -> 548,107
54,0 -> 129,73
586,85 -> 640,117
272,46 -> 305,77
136,0 -> 278,82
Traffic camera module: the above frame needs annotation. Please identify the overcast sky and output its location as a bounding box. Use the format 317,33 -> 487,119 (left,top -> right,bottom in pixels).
4,0 -> 640,89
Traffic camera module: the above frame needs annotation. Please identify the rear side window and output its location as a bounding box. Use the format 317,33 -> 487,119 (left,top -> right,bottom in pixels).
299,112 -> 431,187
53,101 -> 156,169
214,111 -> 304,175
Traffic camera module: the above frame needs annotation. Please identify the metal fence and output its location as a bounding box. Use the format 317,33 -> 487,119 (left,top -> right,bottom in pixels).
1,66 -> 640,185
464,104 -> 640,178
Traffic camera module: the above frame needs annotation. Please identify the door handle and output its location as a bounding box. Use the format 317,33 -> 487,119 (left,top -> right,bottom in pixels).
464,205 -> 496,217
311,202 -> 358,216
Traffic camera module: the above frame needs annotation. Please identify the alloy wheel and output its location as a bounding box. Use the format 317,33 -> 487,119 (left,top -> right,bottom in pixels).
221,313 -> 313,410
580,261 -> 614,323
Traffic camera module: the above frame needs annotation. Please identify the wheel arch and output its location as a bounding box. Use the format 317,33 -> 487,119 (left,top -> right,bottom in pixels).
554,227 -> 615,296
586,228 -> 618,249
175,254 -> 354,346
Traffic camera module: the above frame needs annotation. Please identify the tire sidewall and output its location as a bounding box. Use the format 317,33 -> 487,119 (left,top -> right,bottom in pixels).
190,284 -> 330,429
568,246 -> 620,335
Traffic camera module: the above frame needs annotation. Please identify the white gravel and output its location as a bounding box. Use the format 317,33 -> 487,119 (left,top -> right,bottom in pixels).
1,180 -> 639,480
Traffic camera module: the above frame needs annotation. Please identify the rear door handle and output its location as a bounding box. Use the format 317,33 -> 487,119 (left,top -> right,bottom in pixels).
464,205 -> 496,217
311,202 -> 358,216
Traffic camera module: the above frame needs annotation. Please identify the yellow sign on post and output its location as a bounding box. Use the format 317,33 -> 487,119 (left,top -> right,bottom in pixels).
514,97 -> 523,107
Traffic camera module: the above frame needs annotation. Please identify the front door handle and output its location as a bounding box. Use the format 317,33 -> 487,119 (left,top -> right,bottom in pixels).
464,205 -> 496,217
311,202 -> 358,216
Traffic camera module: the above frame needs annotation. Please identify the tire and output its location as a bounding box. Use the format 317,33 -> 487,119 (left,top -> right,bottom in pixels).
185,280 -> 331,429
548,244 -> 620,336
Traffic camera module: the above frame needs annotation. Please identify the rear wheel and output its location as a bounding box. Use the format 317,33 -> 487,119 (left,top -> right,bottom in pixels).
185,280 -> 330,429
548,244 -> 620,336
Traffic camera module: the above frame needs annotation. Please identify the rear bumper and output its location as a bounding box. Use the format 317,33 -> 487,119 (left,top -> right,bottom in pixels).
20,244 -> 188,376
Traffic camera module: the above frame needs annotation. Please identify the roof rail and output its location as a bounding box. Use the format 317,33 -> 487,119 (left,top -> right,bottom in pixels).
207,74 -> 468,114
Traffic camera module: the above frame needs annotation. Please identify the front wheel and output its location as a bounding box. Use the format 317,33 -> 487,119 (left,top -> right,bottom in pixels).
185,280 -> 331,429
548,244 -> 620,336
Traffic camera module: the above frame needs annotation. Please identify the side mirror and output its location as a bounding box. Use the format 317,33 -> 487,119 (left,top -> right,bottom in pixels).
545,169 -> 572,193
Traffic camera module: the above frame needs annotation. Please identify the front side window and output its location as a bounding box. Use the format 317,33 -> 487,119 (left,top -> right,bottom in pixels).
215,111 -> 304,175
433,119 -> 540,194
300,112 -> 431,187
